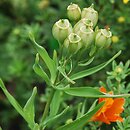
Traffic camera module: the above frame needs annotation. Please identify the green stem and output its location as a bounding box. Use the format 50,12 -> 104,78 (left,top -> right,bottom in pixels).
40,70 -> 60,130
40,89 -> 55,128
117,80 -> 121,94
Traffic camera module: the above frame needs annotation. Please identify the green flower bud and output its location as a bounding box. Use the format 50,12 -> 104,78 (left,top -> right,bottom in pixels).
67,3 -> 81,22
95,29 -> 112,49
52,19 -> 73,44
64,33 -> 82,54
81,4 -> 98,27
73,18 -> 93,33
76,26 -> 95,48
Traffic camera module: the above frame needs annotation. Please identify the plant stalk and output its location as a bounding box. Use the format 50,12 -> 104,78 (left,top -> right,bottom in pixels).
40,88 -> 55,129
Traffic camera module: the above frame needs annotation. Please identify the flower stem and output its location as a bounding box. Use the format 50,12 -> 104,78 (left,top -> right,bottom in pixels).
117,80 -> 121,94
40,88 -> 55,128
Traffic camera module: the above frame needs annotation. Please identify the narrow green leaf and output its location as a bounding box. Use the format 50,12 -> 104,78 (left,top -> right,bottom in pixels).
0,79 -> 25,118
55,84 -> 70,90
33,54 -> 51,85
87,100 -> 98,113
50,90 -> 61,116
53,50 -> 58,67
56,102 -> 104,130
43,106 -> 69,128
64,87 -> 130,98
78,57 -> 95,66
58,66 -> 75,84
112,127 -> 116,130
33,124 -> 40,130
117,121 -> 124,130
23,87 -> 37,128
30,33 -> 56,83
76,103 -> 83,119
70,51 -> 121,80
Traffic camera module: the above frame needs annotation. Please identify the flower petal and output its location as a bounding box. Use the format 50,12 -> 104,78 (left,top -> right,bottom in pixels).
100,86 -> 106,93
94,113 -> 110,124
105,98 -> 125,115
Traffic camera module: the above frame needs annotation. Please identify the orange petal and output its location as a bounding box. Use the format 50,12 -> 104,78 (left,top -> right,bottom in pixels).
105,98 -> 125,115
105,114 -> 124,122
94,113 -> 110,124
93,98 -> 114,119
99,98 -> 114,112
100,86 -> 106,93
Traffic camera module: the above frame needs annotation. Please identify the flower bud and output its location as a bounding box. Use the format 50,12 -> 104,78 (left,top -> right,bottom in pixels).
74,18 -> 93,33
67,3 -> 81,22
95,29 -> 112,49
81,4 -> 98,27
115,66 -> 122,73
76,26 -> 95,48
64,33 -> 82,54
52,19 -> 73,44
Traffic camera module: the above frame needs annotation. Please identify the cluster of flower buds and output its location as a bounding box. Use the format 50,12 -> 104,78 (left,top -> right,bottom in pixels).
52,3 -> 112,55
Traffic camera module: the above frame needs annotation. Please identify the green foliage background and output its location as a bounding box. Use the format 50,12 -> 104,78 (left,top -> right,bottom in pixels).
0,0 -> 130,130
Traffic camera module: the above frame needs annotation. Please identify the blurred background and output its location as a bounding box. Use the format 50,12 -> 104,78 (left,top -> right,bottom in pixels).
0,0 -> 130,129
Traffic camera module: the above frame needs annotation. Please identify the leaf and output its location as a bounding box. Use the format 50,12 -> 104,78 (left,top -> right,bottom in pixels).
87,100 -> 98,113
33,54 -> 51,85
30,33 -> 56,83
23,87 -> 37,128
33,124 -> 40,130
53,50 -> 58,67
76,103 -> 83,119
0,79 -> 25,118
56,102 -> 104,130
58,66 -> 75,84
55,84 -> 70,90
64,87 -> 130,98
50,90 -> 61,116
42,106 -> 69,128
70,51 -> 121,80
78,57 -> 95,66
76,100 -> 87,119
89,45 -> 97,57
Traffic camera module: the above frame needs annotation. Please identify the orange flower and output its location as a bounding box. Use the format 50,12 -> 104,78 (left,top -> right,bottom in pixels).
92,87 -> 125,124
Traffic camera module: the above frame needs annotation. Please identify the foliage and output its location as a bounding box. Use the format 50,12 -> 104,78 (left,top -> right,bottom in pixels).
0,0 -> 130,130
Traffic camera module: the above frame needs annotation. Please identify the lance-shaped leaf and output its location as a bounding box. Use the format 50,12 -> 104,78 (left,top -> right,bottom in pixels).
58,66 -> 75,84
23,87 -> 37,129
49,90 -> 61,116
0,79 -> 25,118
30,33 -> 56,83
56,102 -> 104,130
53,50 -> 58,67
78,57 -> 95,66
64,87 -> 130,98
42,106 -> 69,128
76,103 -> 83,119
33,124 -> 40,130
70,51 -> 121,80
33,54 -> 51,85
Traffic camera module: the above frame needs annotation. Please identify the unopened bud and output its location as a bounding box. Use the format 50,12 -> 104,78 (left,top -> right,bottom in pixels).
115,66 -> 122,73
52,19 -> 73,44
76,26 -> 95,48
95,29 -> 112,49
74,18 -> 93,33
64,33 -> 82,54
67,3 -> 81,22
66,119 -> 73,124
81,4 -> 98,27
